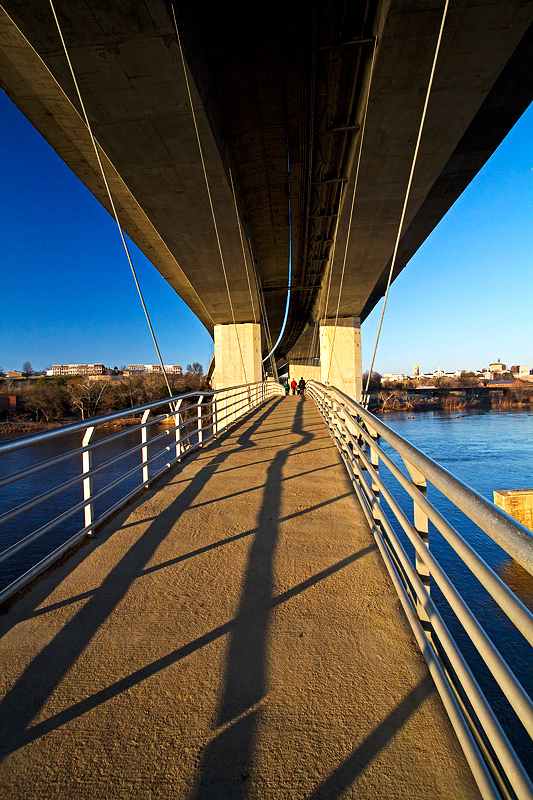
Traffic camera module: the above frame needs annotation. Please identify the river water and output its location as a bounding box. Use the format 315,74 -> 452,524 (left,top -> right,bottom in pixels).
0,422 -> 175,593
1,408 -> 532,772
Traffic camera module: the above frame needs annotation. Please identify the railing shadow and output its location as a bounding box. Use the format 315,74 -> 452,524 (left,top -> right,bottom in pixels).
0,398 -> 284,761
190,396 -> 313,798
306,676 -> 434,799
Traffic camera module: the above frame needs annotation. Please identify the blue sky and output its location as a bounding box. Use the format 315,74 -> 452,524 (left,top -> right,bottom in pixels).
0,88 -> 531,376
361,102 -> 533,376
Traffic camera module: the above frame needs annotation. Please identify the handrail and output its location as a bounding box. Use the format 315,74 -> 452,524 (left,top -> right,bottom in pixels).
332,384 -> 533,574
306,380 -> 533,800
0,380 -> 283,605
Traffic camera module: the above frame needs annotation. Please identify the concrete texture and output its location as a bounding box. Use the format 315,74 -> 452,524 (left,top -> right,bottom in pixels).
213,323 -> 262,390
1,1 -> 532,357
0,397 -> 481,798
494,489 -> 533,532
320,318 -> 362,402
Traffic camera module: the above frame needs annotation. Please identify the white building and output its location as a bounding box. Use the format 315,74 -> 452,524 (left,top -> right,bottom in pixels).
52,364 -> 104,376
128,364 -> 182,375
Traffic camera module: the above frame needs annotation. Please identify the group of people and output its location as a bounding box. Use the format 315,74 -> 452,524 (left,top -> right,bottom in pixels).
283,377 -> 306,396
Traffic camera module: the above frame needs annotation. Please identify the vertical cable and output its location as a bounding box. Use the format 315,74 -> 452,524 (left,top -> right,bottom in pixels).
171,4 -> 249,385
326,39 -> 378,389
364,0 -> 450,403
49,0 -> 174,400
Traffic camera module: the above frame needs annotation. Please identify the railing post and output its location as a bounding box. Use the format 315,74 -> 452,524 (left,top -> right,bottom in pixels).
82,426 -> 95,532
197,395 -> 204,446
403,457 -> 431,632
141,409 -> 151,485
174,398 -> 184,458
213,394 -> 218,436
366,422 -> 382,526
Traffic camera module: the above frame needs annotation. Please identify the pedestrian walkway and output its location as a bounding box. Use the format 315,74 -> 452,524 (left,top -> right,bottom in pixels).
0,396 -> 480,798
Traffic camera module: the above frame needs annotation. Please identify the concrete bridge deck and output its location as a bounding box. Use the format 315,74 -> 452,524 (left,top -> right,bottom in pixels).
0,396 -> 480,799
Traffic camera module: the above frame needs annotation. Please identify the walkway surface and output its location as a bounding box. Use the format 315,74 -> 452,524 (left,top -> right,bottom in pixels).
0,396 -> 480,799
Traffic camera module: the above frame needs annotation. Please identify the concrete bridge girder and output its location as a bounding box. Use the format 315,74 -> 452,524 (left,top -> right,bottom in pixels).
0,0 -> 260,333
1,0 -> 532,387
304,0 -> 533,332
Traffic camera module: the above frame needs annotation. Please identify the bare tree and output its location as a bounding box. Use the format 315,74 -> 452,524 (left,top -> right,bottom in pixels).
67,378 -> 109,420
362,371 -> 383,391
186,362 -> 204,376
22,361 -> 33,377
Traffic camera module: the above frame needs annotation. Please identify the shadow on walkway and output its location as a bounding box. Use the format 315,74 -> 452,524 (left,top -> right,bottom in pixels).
0,400 -> 285,761
190,396 -> 313,798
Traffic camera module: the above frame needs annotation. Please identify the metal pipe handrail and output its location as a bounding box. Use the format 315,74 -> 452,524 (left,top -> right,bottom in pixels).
342,408 -> 533,645
324,383 -> 533,574
0,416 -> 200,528
307,381 -> 533,800
0,381 -> 267,455
337,413 -> 533,738
0,390 -> 249,490
345,454 -> 532,800
0,380 -> 283,605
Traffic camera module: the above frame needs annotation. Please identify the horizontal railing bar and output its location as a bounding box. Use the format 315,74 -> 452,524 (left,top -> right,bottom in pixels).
0,394 -> 197,455
0,528 -> 89,607
0,411 -> 180,491
330,405 -> 533,646
337,425 -> 533,738
369,513 -> 503,800
0,387 -> 279,566
308,382 -> 533,796
0,442 -> 176,564
0,381 -> 268,456
0,452 -> 177,605
0,418 -> 234,606
0,423 -> 200,530
330,385 -> 533,575
341,449 -> 533,799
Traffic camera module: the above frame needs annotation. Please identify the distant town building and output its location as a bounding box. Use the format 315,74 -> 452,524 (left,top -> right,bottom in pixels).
487,378 -> 527,389
510,365 -> 530,376
489,360 -> 507,373
52,364 -> 105,376
433,367 -> 445,378
7,371 -> 23,379
128,364 -> 182,375
413,364 -> 420,377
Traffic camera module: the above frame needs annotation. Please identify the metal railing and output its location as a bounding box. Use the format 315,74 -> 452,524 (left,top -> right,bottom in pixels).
307,381 -> 533,800
0,380 -> 283,605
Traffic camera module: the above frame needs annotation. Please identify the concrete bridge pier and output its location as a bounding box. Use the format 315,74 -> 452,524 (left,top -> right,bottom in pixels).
213,323 -> 262,390
320,316 -> 363,402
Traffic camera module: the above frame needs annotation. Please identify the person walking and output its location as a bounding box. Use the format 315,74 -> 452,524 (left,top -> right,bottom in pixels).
283,379 -> 290,395
298,376 -> 306,396
290,378 -> 297,395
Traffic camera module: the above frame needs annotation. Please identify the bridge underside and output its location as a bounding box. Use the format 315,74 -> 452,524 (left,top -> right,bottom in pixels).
0,1 -> 532,367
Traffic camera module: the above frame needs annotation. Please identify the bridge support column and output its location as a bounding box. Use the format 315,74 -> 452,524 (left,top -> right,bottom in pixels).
213,322 -> 262,389
320,316 -> 362,401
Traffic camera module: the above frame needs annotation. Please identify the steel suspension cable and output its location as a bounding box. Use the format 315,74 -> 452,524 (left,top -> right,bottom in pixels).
171,4 -> 249,385
228,167 -> 257,326
227,167 -> 279,382
363,0 -> 449,402
326,39 -> 378,391
49,0 -> 175,399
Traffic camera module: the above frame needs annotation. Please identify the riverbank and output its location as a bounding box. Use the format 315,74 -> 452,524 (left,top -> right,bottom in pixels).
373,395 -> 533,414
0,417 -> 142,436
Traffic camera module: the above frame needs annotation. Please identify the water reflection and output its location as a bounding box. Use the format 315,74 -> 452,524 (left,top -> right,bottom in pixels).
497,560 -> 533,612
